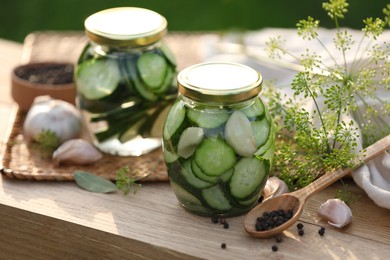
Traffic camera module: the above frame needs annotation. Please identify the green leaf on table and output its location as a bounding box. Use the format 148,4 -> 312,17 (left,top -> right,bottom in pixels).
73,171 -> 117,193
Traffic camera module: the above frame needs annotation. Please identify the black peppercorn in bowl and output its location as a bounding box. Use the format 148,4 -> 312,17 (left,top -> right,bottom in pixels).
11,62 -> 76,112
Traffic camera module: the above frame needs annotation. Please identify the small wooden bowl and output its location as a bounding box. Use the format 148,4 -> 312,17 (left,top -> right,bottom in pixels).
11,62 -> 76,112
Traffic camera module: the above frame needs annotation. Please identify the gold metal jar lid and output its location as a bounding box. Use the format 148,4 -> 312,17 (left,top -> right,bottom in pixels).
84,7 -> 167,47
178,62 -> 263,104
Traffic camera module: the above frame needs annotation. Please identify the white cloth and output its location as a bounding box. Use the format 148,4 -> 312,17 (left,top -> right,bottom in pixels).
200,28 -> 390,209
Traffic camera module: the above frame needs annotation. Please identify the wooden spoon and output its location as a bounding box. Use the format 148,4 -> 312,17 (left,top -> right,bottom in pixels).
244,134 -> 390,238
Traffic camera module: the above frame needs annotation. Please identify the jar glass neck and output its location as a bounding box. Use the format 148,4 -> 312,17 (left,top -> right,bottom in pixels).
89,40 -> 162,57
180,94 -> 258,110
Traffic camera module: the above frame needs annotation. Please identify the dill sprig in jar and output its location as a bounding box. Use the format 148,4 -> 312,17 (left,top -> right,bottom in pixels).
75,7 -> 177,156
163,62 -> 275,217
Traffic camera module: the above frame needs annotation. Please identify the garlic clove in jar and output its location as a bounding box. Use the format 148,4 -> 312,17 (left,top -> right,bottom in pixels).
225,111 -> 257,157
318,198 -> 352,228
53,139 -> 102,165
262,176 -> 289,201
23,95 -> 81,143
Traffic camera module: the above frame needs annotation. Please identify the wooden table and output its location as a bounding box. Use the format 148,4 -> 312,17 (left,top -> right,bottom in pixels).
1,33 -> 390,259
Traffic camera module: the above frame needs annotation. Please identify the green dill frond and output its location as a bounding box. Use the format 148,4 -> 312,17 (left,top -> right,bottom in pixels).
296,16 -> 320,40
322,0 -> 349,20
363,18 -> 385,40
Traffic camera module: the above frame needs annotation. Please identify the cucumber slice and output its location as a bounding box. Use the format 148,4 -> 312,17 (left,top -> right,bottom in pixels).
191,160 -> 218,183
225,111 -> 257,157
150,104 -> 171,138
229,157 -> 267,199
194,138 -> 236,177
251,119 -> 270,148
153,66 -> 176,94
202,185 -> 232,211
163,149 -> 179,163
220,169 -> 234,182
177,127 -> 204,159
126,59 -> 158,101
255,123 -> 276,156
137,52 -> 167,89
76,59 -> 121,100
160,41 -> 177,66
187,109 -> 230,129
237,192 -> 260,206
241,98 -> 265,118
163,100 -> 186,140
170,181 -> 202,206
181,160 -> 213,189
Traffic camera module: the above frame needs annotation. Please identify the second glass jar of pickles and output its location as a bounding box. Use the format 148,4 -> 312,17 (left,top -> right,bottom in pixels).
75,7 -> 177,156
163,62 -> 275,217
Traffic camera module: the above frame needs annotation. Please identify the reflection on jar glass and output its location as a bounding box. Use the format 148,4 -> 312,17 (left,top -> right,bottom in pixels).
75,7 -> 177,156
163,62 -> 276,217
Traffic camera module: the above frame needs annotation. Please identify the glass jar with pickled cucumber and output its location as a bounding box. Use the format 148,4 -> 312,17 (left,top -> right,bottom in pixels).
75,7 -> 177,156
162,62 -> 275,217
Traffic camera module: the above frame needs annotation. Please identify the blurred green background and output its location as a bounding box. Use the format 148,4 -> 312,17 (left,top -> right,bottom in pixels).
1,0 -> 388,43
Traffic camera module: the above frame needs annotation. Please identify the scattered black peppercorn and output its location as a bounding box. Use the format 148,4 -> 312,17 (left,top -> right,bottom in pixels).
298,229 -> 305,236
223,222 -> 229,229
219,218 -> 226,225
212,216 -> 219,224
275,235 -> 283,243
221,243 -> 227,249
272,245 -> 278,252
318,226 -> 326,236
297,223 -> 304,230
255,209 -> 293,231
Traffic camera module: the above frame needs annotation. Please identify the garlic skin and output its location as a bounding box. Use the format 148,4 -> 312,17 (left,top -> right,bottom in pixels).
262,176 -> 289,201
318,198 -> 352,228
23,96 -> 81,143
53,139 -> 102,165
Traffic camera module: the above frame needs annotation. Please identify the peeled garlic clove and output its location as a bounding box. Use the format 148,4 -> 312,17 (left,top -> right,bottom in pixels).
53,139 -> 102,165
177,127 -> 204,159
225,111 -> 257,157
262,176 -> 289,201
318,198 -> 352,228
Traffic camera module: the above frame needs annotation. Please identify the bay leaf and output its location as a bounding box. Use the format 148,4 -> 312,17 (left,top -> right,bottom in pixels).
73,171 -> 117,193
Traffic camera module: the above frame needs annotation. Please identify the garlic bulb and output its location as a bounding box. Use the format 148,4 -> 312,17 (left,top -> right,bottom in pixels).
53,139 -> 102,165
262,176 -> 289,201
318,198 -> 352,228
23,96 -> 81,143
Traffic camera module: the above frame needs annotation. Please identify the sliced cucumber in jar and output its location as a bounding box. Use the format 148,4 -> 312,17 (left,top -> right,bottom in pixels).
229,157 -> 268,199
251,118 -> 270,148
177,127 -> 204,159
163,100 -> 186,140
160,41 -> 177,66
76,59 -> 121,100
255,122 -> 276,156
202,185 -> 232,211
153,66 -> 176,94
181,159 -> 214,189
126,59 -> 158,101
137,52 -> 167,89
187,109 -> 230,129
241,98 -> 265,119
170,181 -> 202,206
191,160 -> 218,184
194,138 -> 236,177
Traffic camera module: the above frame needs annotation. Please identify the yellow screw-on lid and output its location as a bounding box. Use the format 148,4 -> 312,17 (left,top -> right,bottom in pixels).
178,62 -> 262,104
84,7 -> 167,47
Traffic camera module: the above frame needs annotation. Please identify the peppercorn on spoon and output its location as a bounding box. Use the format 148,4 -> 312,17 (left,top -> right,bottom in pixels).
244,134 -> 390,238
